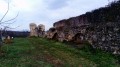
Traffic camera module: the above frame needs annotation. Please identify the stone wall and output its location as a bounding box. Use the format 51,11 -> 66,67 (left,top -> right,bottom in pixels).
46,1 -> 120,55
47,17 -> 120,55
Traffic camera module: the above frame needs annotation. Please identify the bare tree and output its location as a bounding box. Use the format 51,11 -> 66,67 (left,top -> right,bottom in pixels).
0,0 -> 19,45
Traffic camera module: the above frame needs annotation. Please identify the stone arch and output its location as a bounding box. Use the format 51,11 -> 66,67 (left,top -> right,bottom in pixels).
72,33 -> 84,44
52,33 -> 59,41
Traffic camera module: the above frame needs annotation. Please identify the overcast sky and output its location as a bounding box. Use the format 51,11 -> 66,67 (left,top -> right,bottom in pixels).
0,0 -> 115,31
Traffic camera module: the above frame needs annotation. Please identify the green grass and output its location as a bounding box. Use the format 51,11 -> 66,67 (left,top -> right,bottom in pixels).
0,37 -> 119,67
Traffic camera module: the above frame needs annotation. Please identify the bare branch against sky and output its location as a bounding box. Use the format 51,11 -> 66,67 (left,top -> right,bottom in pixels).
0,0 -> 19,45
0,0 -> 10,23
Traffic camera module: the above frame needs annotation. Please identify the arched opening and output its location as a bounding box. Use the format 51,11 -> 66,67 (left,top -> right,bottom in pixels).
72,33 -> 84,44
50,28 -> 56,32
52,33 -> 59,41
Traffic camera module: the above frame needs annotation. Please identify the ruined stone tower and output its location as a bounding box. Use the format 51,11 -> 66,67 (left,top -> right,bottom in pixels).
38,24 -> 45,37
29,23 -> 45,37
29,23 -> 38,37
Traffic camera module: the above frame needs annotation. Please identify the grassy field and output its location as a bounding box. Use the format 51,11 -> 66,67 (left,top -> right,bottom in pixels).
0,37 -> 119,67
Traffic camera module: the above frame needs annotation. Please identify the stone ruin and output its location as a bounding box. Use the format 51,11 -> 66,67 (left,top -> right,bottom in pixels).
38,24 -> 45,37
45,1 -> 120,55
45,16 -> 120,55
29,23 -> 45,37
30,1 -> 120,55
30,23 -> 38,37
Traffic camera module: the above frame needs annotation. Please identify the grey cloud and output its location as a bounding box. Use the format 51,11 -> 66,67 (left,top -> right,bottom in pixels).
44,0 -> 69,9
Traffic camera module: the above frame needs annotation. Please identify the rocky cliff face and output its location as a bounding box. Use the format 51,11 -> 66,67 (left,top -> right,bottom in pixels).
47,1 -> 120,54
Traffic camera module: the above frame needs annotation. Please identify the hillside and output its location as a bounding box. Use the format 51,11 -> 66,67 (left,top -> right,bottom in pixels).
0,38 -> 119,67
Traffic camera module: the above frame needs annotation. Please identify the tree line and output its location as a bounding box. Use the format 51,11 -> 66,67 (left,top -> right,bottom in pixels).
0,30 -> 29,37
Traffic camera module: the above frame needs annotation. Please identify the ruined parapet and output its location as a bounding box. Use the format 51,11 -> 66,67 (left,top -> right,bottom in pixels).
29,23 -> 38,37
38,24 -> 45,37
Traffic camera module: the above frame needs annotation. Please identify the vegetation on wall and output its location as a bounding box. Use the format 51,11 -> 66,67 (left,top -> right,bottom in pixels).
85,1 -> 120,23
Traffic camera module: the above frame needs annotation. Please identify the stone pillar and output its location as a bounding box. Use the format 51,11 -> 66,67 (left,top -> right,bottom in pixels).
38,24 -> 45,37
29,23 -> 38,37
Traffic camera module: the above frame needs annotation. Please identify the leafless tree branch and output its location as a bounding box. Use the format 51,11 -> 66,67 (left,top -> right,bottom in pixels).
0,12 -> 19,24
1,20 -> 16,24
0,0 -> 19,45
0,0 -> 9,23
0,25 -> 20,30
